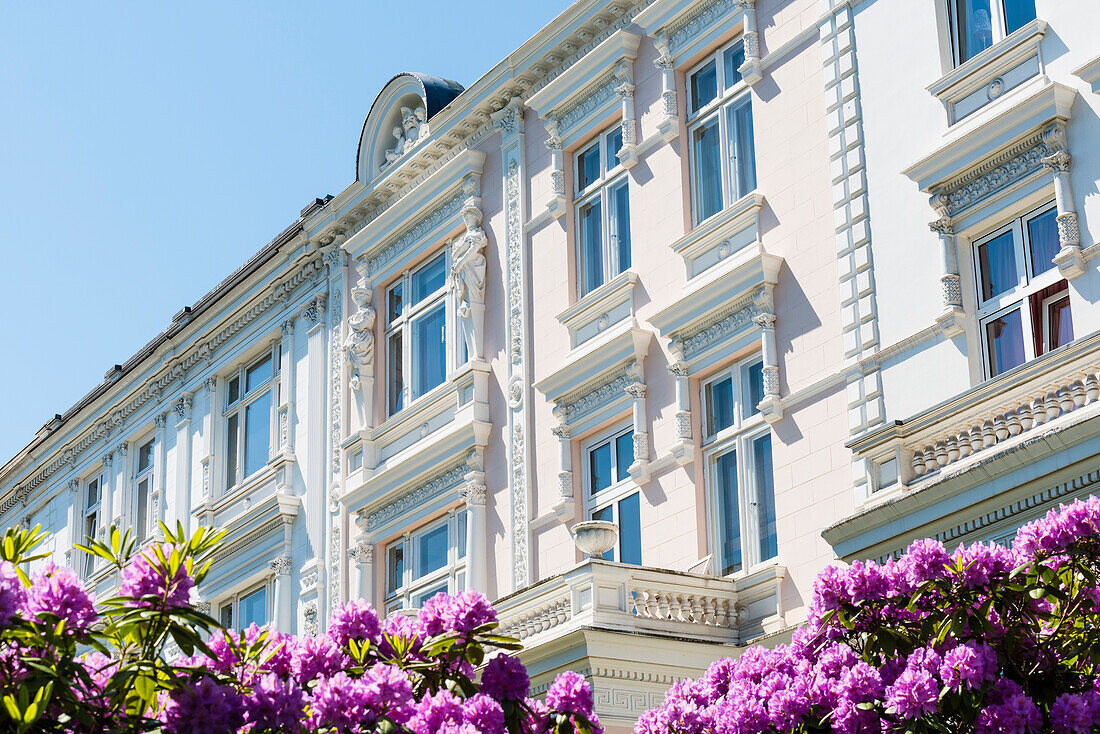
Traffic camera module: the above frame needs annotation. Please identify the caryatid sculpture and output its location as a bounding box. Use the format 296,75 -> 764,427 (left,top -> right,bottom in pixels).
344,261 -> 376,427
449,197 -> 488,362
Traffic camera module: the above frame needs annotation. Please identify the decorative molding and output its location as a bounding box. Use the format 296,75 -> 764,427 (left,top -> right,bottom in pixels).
302,600 -> 319,637
362,462 -> 466,532
670,293 -> 761,362
366,191 -> 465,276
560,367 -> 634,425
172,393 -> 193,421
269,555 -> 292,575
349,539 -> 374,565
212,516 -> 282,564
932,127 -> 1050,217
449,197 -> 488,361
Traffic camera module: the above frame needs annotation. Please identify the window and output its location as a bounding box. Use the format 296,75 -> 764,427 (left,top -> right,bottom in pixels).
583,427 -> 641,565
81,475 -> 101,578
386,252 -> 450,416
133,439 -> 154,544
974,203 -> 1072,378
688,38 -> 757,224
574,126 -> 631,296
219,584 -> 269,630
702,356 -> 777,576
384,511 -> 467,614
951,0 -> 1036,65
224,346 -> 280,491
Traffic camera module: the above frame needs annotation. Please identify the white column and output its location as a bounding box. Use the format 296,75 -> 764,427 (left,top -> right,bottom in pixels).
551,422 -> 574,520
653,38 -> 679,142
1043,122 -> 1084,278
303,292 -> 328,618
544,116 -> 566,219
171,393 -> 193,530
626,363 -> 650,483
615,60 -> 639,168
349,535 -> 374,605
99,451 -> 114,541
270,555 -> 293,632
152,413 -> 169,538
198,376 -> 217,524
737,0 -> 763,84
111,442 -> 127,527
463,447 -> 487,593
928,200 -> 965,337
279,318 -> 296,456
670,361 -> 693,455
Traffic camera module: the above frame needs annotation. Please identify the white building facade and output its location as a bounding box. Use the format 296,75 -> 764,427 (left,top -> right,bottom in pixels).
2,0 -> 1099,730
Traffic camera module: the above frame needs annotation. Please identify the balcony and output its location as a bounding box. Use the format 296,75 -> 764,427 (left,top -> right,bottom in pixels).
831,330 -> 1100,561
496,558 -> 786,647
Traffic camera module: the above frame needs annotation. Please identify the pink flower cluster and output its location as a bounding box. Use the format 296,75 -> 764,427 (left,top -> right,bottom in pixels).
638,497 -> 1100,734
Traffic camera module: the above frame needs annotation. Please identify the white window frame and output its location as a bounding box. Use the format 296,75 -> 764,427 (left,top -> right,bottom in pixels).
218,580 -> 272,631
80,473 -> 102,578
223,344 -> 281,493
385,250 -> 454,417
701,355 -> 777,576
582,424 -> 641,563
574,125 -> 631,297
949,0 -> 1035,67
132,438 -> 154,545
686,37 -> 757,226
973,201 -> 1067,379
384,510 -> 467,615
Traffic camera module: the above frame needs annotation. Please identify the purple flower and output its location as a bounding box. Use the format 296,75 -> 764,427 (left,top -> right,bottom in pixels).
0,560 -> 26,626
464,693 -> 506,734
328,599 -> 382,648
481,654 -> 530,701
409,690 -> 465,734
244,673 -> 306,732
160,677 -> 244,734
291,635 -> 350,684
378,613 -> 424,659
900,538 -> 950,587
119,544 -> 193,608
309,672 -> 373,732
546,670 -> 595,719
418,590 -> 498,637
360,663 -> 416,724
886,667 -> 938,720
976,679 -> 1042,734
22,563 -> 96,635
1051,693 -> 1094,734
940,643 -> 997,689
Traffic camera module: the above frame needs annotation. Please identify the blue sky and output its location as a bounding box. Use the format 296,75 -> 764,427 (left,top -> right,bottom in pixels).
0,1 -> 572,463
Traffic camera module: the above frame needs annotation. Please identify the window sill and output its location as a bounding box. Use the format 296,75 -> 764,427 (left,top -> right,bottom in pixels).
556,271 -> 638,350
211,462 -> 281,515
928,19 -> 1047,125
676,192 -> 765,281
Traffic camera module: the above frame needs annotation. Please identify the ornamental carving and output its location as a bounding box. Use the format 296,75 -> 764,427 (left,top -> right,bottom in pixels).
367,191 -> 466,276
666,0 -> 743,56
932,129 -> 1053,217
172,394 -> 193,421
560,368 -> 634,425
303,600 -> 319,637
269,555 -> 292,575
463,483 -> 487,507
363,463 -> 466,531
381,105 -> 428,171
671,293 -> 762,362
349,540 -> 373,565
344,266 -> 376,378
557,73 -> 618,136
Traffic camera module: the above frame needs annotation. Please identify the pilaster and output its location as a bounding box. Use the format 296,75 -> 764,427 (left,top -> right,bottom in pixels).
171,393 -> 193,531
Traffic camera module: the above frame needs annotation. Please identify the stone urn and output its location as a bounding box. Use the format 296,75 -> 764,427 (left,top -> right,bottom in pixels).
571,520 -> 618,557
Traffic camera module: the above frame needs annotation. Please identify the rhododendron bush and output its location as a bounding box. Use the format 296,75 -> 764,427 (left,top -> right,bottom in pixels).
637,497 -> 1100,734
0,522 -> 600,734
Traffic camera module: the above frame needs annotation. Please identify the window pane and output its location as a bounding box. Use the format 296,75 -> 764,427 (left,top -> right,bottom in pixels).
978,230 -> 1019,301
618,493 -> 642,565
723,41 -> 745,89
579,197 -> 604,295
86,478 -> 99,509
605,127 -> 624,169
742,361 -> 765,419
416,524 -> 449,579
752,434 -> 778,563
592,504 -> 615,561
83,516 -> 97,577
457,512 -> 468,560
387,282 -> 403,324
239,587 -> 267,629
136,479 -> 149,543
692,117 -> 723,221
388,331 -> 404,414
244,392 -> 271,477
246,357 -> 272,393
1048,296 -> 1073,351
220,604 -> 233,629
227,377 -> 239,406
137,441 -> 153,473
414,581 -> 449,609
412,304 -> 446,399
727,96 -> 757,199
578,143 -> 601,192
1027,208 -> 1059,277
615,430 -> 634,482
690,59 -> 718,112
715,450 -> 741,575
412,255 -> 447,304
1003,0 -> 1036,34
609,178 -> 631,275
226,413 -> 239,487
956,0 -> 995,62
589,441 -> 612,494
705,376 -> 735,436
387,544 -> 405,593
985,309 -> 1026,376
